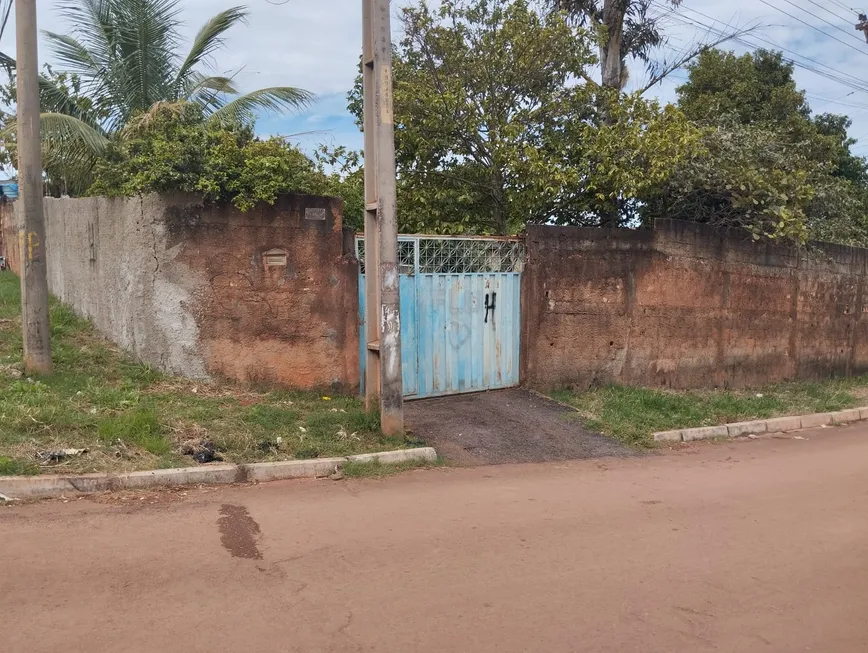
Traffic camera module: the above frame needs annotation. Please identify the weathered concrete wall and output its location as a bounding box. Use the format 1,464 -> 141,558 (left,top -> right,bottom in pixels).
3,193 -> 359,390
524,220 -> 868,390
168,195 -> 359,388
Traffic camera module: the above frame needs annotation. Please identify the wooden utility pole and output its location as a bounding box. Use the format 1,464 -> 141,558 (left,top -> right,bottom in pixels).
362,0 -> 403,435
15,0 -> 52,375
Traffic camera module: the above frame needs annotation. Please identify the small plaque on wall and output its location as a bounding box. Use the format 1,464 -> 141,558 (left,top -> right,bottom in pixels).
305,208 -> 327,221
263,248 -> 288,266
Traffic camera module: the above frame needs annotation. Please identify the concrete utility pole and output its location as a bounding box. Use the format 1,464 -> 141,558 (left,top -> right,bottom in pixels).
362,0 -> 403,435
15,0 -> 52,375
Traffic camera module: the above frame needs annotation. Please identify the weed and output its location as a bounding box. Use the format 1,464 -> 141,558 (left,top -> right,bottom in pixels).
341,457 -> 447,479
243,404 -> 299,429
0,271 -> 417,474
554,379 -> 868,448
98,408 -> 171,455
0,456 -> 40,476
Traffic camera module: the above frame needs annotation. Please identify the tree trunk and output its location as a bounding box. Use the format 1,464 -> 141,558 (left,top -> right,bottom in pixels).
600,0 -> 625,91
599,0 -> 626,228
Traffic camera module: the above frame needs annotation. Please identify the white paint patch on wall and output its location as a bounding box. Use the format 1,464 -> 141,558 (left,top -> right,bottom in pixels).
152,277 -> 208,378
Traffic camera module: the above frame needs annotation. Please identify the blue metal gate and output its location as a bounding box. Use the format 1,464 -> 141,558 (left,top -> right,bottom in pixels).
358,236 -> 524,399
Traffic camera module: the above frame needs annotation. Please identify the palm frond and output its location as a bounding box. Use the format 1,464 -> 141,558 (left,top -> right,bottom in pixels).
50,0 -> 183,126
182,73 -> 241,114
53,0 -> 120,77
50,0 -> 129,128
0,50 -> 14,74
2,112 -> 108,192
37,72 -> 98,124
41,29 -> 116,118
184,73 -> 239,97
173,6 -> 248,98
36,112 -> 109,155
207,86 -> 315,124
0,53 -> 103,125
112,0 -> 182,117
40,113 -> 107,195
42,31 -> 102,77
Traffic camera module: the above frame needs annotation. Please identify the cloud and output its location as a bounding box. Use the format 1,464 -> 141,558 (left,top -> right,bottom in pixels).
5,0 -> 868,152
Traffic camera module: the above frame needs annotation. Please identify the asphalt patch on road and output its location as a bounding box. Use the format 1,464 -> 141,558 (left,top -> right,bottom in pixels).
405,388 -> 635,465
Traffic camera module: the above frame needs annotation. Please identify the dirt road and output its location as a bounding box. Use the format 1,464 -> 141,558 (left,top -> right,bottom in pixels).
3,425 -> 868,652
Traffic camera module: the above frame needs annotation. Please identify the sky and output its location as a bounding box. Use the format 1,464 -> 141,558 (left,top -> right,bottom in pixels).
4,0 -> 868,154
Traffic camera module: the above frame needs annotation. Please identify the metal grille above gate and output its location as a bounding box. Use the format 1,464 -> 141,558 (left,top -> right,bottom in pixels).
358,236 -> 524,399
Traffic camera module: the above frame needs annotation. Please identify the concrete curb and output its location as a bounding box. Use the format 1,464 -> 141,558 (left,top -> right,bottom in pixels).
653,408 -> 868,443
0,447 -> 438,500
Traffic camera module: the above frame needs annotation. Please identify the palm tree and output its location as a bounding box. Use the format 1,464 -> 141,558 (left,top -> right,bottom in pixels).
3,0 -> 314,191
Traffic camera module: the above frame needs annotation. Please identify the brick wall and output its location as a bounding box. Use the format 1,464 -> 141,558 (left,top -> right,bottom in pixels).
1,193 -> 359,390
9,196 -> 868,393
523,220 -> 868,389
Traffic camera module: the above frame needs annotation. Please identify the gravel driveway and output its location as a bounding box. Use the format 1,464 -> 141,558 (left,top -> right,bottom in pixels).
405,388 -> 634,464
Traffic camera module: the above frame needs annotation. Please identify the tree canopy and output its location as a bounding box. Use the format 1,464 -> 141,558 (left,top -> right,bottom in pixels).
345,18 -> 868,244
347,0 -> 699,234
352,0 -> 597,235
1,0 -> 313,194
87,103 -> 362,218
4,0 -> 868,248
655,48 -> 868,245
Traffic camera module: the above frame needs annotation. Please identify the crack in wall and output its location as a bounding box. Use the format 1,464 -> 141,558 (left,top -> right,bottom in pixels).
146,200 -> 160,284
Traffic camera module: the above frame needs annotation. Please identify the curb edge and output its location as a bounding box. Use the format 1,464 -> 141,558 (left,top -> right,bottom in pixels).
653,407 -> 868,443
0,447 -> 438,500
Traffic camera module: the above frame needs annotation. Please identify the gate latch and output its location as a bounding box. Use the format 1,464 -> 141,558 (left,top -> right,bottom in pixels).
484,292 -> 497,323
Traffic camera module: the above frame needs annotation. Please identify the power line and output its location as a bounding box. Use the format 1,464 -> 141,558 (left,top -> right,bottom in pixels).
798,0 -> 858,24
744,33 -> 868,91
665,18 -> 868,104
804,91 -> 868,111
757,0 -> 868,59
672,3 -> 868,94
829,0 -> 861,14
777,0 -> 867,45
646,2 -> 868,147
649,0 -> 868,112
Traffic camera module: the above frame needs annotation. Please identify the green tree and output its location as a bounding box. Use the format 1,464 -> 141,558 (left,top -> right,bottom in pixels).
89,104 -> 361,215
346,0 -> 701,233
677,49 -> 810,125
0,64 -> 111,193
312,145 -> 365,230
561,91 -> 701,226
655,48 -> 868,245
2,0 -> 313,193
349,0 -> 598,235
812,112 -> 868,186
643,124 -> 815,241
677,49 -> 866,185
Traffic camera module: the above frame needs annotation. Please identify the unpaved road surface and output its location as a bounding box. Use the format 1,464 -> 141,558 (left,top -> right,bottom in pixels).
405,388 -> 632,464
2,425 -> 868,652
